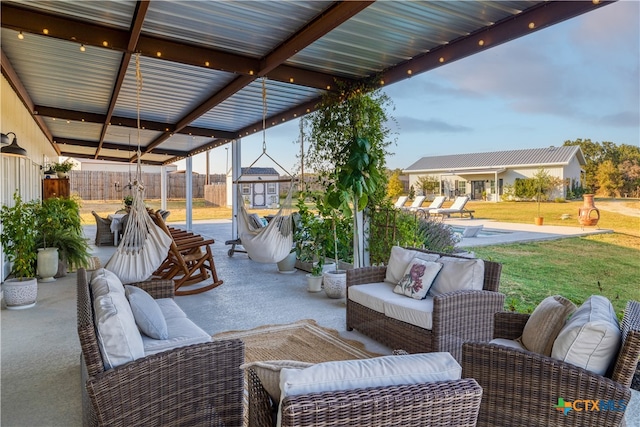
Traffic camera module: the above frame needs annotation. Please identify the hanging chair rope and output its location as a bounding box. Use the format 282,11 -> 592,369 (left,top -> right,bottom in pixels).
105,54 -> 172,284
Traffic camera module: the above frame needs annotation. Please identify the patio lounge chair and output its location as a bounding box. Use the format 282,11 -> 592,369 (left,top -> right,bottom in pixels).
429,196 -> 474,219
402,195 -> 427,211
393,195 -> 409,209
462,299 -> 640,427
418,195 -> 446,213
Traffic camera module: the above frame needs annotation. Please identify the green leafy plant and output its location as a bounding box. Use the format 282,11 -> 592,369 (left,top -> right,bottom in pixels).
36,196 -> 90,269
0,191 -> 39,279
294,194 -> 329,276
52,159 -> 74,173
123,195 -> 133,207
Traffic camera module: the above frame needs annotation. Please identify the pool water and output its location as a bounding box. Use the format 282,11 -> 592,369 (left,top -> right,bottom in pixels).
449,226 -> 510,238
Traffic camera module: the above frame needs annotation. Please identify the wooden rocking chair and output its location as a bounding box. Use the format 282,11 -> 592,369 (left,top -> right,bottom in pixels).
152,211 -> 223,296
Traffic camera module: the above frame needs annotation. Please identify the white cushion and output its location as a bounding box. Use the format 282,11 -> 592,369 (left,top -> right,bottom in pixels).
90,268 -> 125,297
156,298 -> 188,320
280,352 -> 461,399
125,285 -> 168,340
142,317 -> 211,355
394,257 -> 442,299
385,246 -> 439,285
348,282 -> 394,314
384,295 -> 434,330
551,295 -> 621,375
94,291 -> 145,369
240,360 -> 314,402
429,257 -> 485,296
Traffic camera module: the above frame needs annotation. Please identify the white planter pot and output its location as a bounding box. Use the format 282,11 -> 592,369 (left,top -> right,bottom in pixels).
277,252 -> 297,274
56,171 -> 69,178
323,269 -> 347,299
37,247 -> 59,282
3,277 -> 37,309
306,274 -> 323,293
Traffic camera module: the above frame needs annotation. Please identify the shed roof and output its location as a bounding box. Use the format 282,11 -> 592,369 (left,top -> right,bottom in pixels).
404,145 -> 585,173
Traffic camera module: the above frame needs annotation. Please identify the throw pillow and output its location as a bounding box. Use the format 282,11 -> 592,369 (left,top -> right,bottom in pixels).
240,360 -> 313,402
393,258 -> 443,299
428,257 -> 485,296
124,285 -> 169,340
90,268 -> 125,297
385,246 -> 439,284
551,295 -> 621,375
520,295 -> 577,356
94,291 -> 145,369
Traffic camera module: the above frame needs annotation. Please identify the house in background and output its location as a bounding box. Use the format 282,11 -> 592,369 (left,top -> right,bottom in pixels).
227,167 -> 281,208
403,146 -> 586,202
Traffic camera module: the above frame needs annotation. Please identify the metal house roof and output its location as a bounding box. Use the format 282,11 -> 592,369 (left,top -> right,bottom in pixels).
1,1 -> 612,165
404,145 -> 586,172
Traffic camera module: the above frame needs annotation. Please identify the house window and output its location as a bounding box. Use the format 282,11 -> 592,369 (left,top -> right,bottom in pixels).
490,180 -> 496,194
457,180 -> 466,196
241,184 -> 251,195
267,183 -> 276,194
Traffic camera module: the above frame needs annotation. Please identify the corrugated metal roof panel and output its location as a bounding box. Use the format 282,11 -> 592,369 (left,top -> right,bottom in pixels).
113,55 -> 236,123
44,118 -> 102,141
156,134 -> 212,153
104,126 -> 163,147
2,29 -> 121,113
6,0 -> 135,29
287,1 -> 540,77
405,146 -> 582,171
143,1 -> 332,57
191,78 -> 323,131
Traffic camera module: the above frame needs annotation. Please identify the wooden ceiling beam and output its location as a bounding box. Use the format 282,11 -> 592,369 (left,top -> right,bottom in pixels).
96,0 -> 151,159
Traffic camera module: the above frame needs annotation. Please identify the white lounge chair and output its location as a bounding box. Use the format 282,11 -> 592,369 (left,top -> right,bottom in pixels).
419,196 -> 446,212
393,196 -> 409,209
403,195 -> 427,211
429,196 -> 475,219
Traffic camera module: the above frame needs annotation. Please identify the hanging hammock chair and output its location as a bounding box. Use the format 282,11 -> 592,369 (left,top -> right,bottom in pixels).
229,77 -> 297,263
105,54 -> 172,283
236,183 -> 295,263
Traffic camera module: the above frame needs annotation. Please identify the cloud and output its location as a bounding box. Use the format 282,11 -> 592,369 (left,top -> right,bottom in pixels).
393,116 -> 473,134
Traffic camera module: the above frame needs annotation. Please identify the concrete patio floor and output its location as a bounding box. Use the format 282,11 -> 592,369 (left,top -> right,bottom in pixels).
0,218 -> 636,426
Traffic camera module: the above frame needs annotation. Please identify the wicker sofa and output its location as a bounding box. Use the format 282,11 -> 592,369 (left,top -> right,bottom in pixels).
247,353 -> 483,427
346,247 -> 504,361
461,300 -> 640,427
77,268 -> 245,427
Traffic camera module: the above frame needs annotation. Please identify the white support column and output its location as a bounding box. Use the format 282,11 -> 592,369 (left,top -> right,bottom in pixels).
160,165 -> 167,210
494,171 -> 499,202
231,139 -> 241,240
185,157 -> 193,231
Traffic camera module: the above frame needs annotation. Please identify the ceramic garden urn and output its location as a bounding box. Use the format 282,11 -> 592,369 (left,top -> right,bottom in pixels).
578,194 -> 600,227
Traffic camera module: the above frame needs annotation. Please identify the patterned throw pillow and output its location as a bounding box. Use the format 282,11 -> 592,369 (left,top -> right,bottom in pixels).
393,257 -> 443,300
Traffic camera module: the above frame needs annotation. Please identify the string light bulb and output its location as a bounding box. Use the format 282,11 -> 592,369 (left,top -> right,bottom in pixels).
17,31 -> 24,40
80,44 -> 86,52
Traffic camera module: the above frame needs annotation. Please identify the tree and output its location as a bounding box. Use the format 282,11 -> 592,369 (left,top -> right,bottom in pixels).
416,175 -> 439,196
386,169 -> 404,199
619,160 -> 640,197
596,160 -> 624,197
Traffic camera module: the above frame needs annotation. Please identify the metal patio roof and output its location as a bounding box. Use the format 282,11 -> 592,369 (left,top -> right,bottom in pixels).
1,0 -> 612,166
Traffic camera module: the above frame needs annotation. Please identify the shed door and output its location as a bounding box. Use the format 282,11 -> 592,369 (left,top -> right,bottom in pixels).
253,182 -> 266,207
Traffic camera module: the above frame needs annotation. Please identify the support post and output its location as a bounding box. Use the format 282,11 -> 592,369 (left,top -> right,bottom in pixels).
186,157 -> 193,232
231,139 -> 241,240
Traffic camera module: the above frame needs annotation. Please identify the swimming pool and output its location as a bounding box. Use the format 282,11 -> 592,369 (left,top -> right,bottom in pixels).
449,226 -> 511,238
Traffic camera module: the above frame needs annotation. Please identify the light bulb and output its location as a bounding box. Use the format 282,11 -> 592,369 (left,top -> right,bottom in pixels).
18,31 -> 24,40
80,44 -> 86,52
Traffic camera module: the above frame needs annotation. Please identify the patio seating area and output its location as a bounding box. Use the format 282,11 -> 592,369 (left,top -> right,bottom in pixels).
1,219 -> 637,426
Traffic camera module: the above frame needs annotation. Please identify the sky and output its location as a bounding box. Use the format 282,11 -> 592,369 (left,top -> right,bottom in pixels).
178,0 -> 640,175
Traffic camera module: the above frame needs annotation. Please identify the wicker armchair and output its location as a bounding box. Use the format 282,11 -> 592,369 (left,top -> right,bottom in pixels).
346,248 -> 505,361
91,211 -> 113,246
247,367 -> 483,427
461,300 -> 640,427
77,268 -> 244,427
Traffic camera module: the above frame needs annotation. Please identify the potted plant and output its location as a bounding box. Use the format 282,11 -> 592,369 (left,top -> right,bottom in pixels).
276,248 -> 297,273
294,194 -> 328,292
36,196 -> 90,276
52,159 -> 74,178
0,191 -> 39,309
531,168 -> 561,226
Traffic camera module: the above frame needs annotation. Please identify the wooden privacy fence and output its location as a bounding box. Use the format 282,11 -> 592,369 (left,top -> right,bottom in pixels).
68,171 -> 226,201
